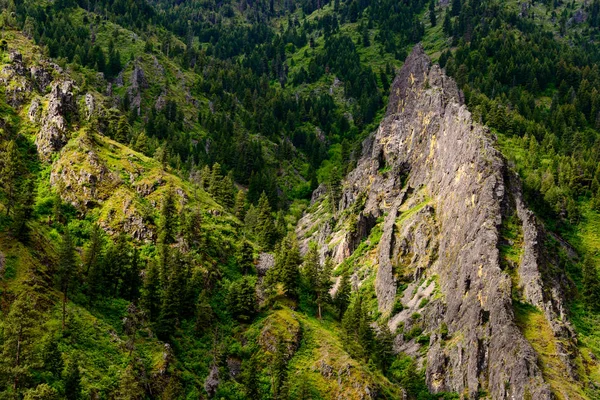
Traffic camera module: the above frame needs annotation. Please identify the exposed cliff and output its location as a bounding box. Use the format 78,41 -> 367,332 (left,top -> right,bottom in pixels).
297,45 -> 592,399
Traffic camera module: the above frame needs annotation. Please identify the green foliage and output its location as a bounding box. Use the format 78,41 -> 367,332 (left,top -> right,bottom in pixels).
227,276 -> 258,322
63,359 -> 82,400
266,233 -> 302,300
159,188 -> 178,246
0,293 -> 43,395
333,273 -> 351,320
582,257 -> 600,311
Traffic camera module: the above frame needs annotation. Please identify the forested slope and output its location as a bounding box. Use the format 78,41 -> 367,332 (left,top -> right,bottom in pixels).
0,0 -> 600,398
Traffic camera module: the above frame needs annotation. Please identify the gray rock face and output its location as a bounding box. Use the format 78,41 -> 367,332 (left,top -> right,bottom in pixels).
0,51 -> 34,107
204,364 -> 220,398
36,80 -> 77,161
298,44 -> 581,399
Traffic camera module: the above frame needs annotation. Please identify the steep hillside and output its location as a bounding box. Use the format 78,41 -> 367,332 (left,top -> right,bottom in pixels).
298,45 -> 599,399
1,0 -> 600,398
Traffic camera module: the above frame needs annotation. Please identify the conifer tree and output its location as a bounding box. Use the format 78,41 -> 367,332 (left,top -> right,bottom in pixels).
208,162 -> 223,197
43,335 -> 63,379
11,178 -> 36,241
315,257 -> 333,319
63,359 -> 82,400
114,364 -> 144,400
241,356 -> 261,399
267,233 -> 302,299
84,224 -> 105,301
334,273 -> 351,320
234,190 -> 247,220
156,249 -> 186,339
582,257 -> 600,311
142,260 -> 161,322
123,248 -> 142,301
0,140 -> 21,216
194,291 -> 213,335
271,340 -> 288,400
429,0 -> 437,26
239,241 -> 255,275
375,323 -> 395,373
227,276 -> 257,321
443,11 -> 452,36
57,228 -> 77,331
0,293 -> 41,394
159,188 -> 178,246
104,233 -> 131,297
182,207 -> 203,250
256,192 -> 276,249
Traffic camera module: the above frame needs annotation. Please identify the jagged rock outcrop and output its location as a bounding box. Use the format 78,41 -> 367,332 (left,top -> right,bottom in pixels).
0,51 -> 34,107
50,133 -> 121,209
36,80 -> 77,160
298,44 -> 584,399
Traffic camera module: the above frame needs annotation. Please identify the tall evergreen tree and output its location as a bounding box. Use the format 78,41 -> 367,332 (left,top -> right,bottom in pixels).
256,192 -> 276,249
0,140 -> 21,216
56,228 -> 77,331
582,257 -> 600,311
267,233 -> 302,299
334,273 -> 351,320
0,293 -> 41,394
429,0 -> 437,26
156,249 -> 186,339
234,190 -> 247,220
159,188 -> 178,246
63,359 -> 82,400
182,207 -> 203,250
11,178 -> 36,241
142,260 -> 161,322
239,241 -> 255,275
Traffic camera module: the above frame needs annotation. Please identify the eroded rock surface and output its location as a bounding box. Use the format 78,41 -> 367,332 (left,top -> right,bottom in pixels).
298,44 -> 582,399
36,80 -> 77,160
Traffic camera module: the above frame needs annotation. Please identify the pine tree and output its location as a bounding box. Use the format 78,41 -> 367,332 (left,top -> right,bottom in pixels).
84,224 -> 105,301
256,192 -> 276,249
451,0 -> 461,16
239,241 -> 255,275
142,260 -> 161,322
11,178 -> 36,241
114,364 -> 144,400
42,335 -> 63,379
234,190 -> 247,220
429,0 -> 437,26
227,276 -> 257,321
156,249 -> 186,339
181,207 -> 203,251
315,257 -> 333,320
194,291 -> 213,335
207,162 -> 223,198
104,233 -> 131,297
241,356 -> 261,399
63,359 -> 82,400
374,323 -> 394,372
123,248 -> 142,301
326,167 -> 342,214
443,11 -> 452,36
56,228 -> 77,331
271,339 -> 288,400
582,257 -> 600,311
268,233 -> 302,299
123,303 -> 143,357
159,188 -> 178,246
334,273 -> 351,320
0,140 -> 21,216
0,293 -> 41,394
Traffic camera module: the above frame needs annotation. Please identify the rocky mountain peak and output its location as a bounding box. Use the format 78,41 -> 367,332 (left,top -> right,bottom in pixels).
297,44 -> 587,399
